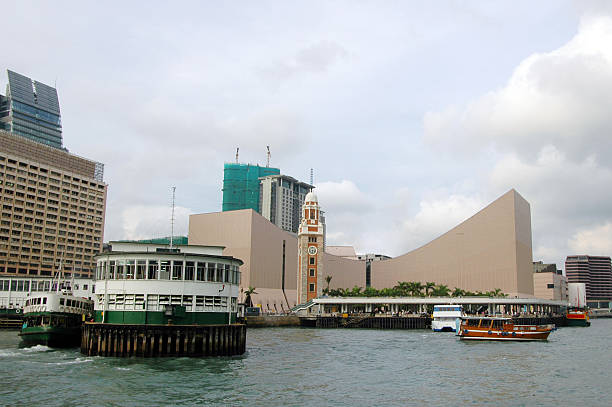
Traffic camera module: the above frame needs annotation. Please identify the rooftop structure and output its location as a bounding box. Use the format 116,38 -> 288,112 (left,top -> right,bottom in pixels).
222,163 -> 279,212
0,70 -> 63,149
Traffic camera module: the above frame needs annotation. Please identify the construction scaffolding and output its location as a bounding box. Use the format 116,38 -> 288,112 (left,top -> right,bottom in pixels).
222,163 -> 280,212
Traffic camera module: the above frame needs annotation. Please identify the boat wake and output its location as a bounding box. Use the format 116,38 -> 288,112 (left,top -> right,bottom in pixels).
22,344 -> 52,353
46,357 -> 93,366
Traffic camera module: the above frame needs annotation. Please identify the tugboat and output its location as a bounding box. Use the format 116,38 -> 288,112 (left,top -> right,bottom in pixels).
565,307 -> 590,327
458,317 -> 554,341
19,277 -> 93,347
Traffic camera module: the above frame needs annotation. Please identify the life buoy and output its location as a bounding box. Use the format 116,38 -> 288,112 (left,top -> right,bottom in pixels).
16,309 -> 21,314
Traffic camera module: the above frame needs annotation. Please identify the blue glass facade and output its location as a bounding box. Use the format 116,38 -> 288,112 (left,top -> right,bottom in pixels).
1,70 -> 63,149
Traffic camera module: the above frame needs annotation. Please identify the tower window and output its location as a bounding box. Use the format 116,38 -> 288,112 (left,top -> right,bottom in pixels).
309,257 -> 315,265
309,283 -> 315,292
309,268 -> 315,277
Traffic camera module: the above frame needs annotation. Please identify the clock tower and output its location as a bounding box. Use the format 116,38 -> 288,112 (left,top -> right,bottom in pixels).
297,191 -> 324,304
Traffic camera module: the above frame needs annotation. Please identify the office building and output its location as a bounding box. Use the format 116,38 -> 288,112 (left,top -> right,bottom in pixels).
565,255 -> 612,307
221,163 -> 279,212
259,174 -> 313,233
0,70 -> 63,149
0,129 -> 107,278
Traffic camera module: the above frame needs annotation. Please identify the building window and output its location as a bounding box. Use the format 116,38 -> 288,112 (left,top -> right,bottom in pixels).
309,257 -> 315,265
309,268 -> 315,277
547,283 -> 554,289
309,283 -> 315,292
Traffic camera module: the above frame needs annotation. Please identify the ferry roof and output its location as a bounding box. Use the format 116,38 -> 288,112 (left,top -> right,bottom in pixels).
97,242 -> 243,265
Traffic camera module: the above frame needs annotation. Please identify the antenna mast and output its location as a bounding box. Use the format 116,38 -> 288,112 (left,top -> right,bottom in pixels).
235,147 -> 239,163
170,186 -> 176,249
310,168 -> 314,186
266,146 -> 271,167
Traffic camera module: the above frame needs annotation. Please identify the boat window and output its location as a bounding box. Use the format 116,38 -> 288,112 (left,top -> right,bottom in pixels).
60,298 -> 65,305
43,297 -> 47,304
126,260 -> 135,279
206,263 -> 215,281
215,264 -> 223,282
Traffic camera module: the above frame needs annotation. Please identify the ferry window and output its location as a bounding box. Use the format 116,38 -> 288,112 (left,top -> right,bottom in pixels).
159,261 -> 170,280
109,261 -> 116,279
43,297 -> 47,304
309,283 -> 315,292
136,260 -> 146,279
224,264 -> 231,282
215,265 -> 223,282
206,263 -> 215,281
171,261 -> 183,280
126,260 -> 135,279
60,298 -> 65,305
147,260 -> 159,280
185,261 -> 195,281
83,284 -> 88,290
196,262 -> 206,281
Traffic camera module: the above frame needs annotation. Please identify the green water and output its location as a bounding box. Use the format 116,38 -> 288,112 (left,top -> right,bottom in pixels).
1,319 -> 610,406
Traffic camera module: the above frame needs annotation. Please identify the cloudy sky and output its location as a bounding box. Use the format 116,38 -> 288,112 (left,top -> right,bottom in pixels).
3,1 -> 612,270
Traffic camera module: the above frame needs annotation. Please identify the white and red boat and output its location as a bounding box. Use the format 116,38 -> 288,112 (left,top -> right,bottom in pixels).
458,317 -> 554,341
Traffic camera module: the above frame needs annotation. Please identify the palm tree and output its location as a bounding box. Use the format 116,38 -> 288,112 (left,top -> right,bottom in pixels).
324,275 -> 333,294
452,287 -> 465,297
410,282 -> 425,297
425,282 -> 436,297
244,286 -> 257,307
431,284 -> 450,297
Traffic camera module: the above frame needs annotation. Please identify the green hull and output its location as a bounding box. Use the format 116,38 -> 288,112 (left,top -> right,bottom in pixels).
566,318 -> 590,327
19,325 -> 81,347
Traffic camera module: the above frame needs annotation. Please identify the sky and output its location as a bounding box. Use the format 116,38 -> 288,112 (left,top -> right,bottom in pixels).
2,1 -> 612,271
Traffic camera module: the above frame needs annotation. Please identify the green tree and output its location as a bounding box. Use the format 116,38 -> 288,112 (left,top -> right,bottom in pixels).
431,284 -> 450,297
452,287 -> 465,297
244,286 -> 257,307
425,282 -> 436,296
323,275 -> 333,295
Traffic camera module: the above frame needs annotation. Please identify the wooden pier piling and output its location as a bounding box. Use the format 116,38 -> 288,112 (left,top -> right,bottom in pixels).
81,323 -> 246,357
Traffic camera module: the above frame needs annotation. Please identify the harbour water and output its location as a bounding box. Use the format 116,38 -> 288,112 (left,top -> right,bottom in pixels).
1,319 -> 611,406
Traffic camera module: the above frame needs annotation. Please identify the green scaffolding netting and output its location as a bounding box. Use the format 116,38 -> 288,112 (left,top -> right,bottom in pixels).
222,163 -> 280,212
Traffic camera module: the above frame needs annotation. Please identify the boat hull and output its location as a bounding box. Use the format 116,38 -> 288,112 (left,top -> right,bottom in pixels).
459,328 -> 551,341
566,318 -> 590,327
19,326 -> 81,347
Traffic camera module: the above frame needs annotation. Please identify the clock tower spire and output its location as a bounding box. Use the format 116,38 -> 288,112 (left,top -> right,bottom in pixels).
297,190 -> 324,304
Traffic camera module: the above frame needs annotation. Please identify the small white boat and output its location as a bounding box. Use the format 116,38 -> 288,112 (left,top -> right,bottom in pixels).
432,305 -> 463,332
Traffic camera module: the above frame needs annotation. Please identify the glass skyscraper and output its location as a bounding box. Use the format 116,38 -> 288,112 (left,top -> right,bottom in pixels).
0,70 -> 63,149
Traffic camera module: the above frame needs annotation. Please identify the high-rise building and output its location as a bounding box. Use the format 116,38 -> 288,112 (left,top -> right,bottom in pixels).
221,163 -> 279,212
297,191 -> 324,304
565,255 -> 612,307
259,174 -> 313,234
0,129 -> 107,278
0,70 -> 63,149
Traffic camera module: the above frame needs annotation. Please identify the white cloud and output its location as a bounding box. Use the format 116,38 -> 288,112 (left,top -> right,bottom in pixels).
119,205 -> 192,241
568,222 -> 612,255
424,15 -> 612,164
394,193 -> 486,252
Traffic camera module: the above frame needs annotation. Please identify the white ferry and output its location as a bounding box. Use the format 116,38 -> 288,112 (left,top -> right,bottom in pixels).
431,305 -> 463,332
20,283 -> 93,347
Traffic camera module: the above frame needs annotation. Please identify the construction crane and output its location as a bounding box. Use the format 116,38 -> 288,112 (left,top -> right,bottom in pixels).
235,147 -> 239,163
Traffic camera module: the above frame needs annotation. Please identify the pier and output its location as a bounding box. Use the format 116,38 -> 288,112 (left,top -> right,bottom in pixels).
81,323 -> 246,357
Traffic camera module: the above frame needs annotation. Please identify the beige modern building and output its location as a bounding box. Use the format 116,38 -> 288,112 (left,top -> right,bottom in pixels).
188,189 -> 536,308
372,189 -> 534,297
533,269 -> 567,301
0,130 -> 107,278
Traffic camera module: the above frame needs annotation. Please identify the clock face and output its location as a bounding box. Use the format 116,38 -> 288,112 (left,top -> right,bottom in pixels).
308,246 -> 317,255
